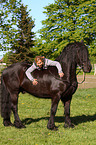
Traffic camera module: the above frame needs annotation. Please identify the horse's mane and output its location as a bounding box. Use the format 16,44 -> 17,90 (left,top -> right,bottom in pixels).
61,42 -> 81,53
56,41 -> 83,61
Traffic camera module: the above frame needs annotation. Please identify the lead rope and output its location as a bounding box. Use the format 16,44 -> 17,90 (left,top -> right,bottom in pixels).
76,45 -> 85,84
76,69 -> 85,84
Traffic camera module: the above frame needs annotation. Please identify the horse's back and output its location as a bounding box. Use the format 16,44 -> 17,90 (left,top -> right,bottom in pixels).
2,62 -> 29,91
2,62 -> 29,76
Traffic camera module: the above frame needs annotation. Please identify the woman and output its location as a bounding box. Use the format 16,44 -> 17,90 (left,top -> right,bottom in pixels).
25,56 -> 64,85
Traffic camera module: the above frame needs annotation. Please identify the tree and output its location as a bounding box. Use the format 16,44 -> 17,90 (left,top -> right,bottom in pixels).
37,0 -> 96,61
9,4 -> 36,63
0,0 -> 22,51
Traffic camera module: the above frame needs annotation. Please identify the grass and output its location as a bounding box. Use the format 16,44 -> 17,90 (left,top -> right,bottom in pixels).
0,88 -> 96,145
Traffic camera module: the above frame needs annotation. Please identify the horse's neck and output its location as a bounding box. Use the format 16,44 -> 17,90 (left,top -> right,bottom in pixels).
57,50 -> 77,82
64,61 -> 77,82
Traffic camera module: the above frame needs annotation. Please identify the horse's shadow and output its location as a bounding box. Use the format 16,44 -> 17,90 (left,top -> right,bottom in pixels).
22,114 -> 96,126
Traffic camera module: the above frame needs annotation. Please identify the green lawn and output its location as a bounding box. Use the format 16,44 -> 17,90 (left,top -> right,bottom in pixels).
0,88 -> 96,145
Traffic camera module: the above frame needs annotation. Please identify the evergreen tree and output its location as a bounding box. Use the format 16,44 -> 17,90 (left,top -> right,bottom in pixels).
9,4 -> 36,63
37,0 -> 96,61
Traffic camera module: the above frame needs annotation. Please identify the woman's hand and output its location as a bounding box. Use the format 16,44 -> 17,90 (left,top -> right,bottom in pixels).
32,79 -> 38,85
59,72 -> 64,78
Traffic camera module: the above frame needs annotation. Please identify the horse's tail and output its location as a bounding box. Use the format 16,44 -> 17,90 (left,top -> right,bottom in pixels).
0,73 -> 11,119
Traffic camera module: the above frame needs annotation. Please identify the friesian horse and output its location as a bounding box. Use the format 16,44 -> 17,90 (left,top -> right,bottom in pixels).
0,41 -> 91,130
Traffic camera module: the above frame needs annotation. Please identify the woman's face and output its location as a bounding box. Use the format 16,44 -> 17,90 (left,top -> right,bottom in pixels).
36,60 -> 43,68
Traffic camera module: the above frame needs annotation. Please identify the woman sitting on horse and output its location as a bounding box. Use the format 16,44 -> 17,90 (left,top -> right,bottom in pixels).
25,56 -> 64,85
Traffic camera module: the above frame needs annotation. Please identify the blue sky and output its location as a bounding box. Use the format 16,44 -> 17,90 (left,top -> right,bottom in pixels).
0,0 -> 55,60
22,0 -> 55,35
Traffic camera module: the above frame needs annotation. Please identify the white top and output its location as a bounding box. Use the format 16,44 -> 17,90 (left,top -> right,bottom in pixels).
25,58 -> 63,81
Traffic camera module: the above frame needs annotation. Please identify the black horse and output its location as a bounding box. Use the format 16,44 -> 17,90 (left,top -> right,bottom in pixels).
0,41 -> 91,130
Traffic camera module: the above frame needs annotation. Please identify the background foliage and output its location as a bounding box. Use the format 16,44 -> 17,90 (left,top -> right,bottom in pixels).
37,0 -> 96,60
0,0 -> 96,63
0,0 -> 21,51
8,4 -> 36,63
0,0 -> 36,64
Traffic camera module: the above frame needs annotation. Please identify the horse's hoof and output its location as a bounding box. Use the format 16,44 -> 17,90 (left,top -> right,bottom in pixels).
3,120 -> 13,127
14,124 -> 26,129
70,124 -> 75,128
47,125 -> 58,131
53,126 -> 58,131
64,123 -> 75,128
14,121 -> 26,129
18,124 -> 26,128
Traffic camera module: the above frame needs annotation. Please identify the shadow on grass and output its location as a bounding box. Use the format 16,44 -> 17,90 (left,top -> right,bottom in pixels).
22,114 -> 96,126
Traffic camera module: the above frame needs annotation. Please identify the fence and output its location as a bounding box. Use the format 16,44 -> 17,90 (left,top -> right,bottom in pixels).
77,74 -> 96,89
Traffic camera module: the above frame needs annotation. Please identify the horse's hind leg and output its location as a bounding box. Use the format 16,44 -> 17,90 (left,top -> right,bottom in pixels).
47,95 -> 60,130
11,93 -> 26,128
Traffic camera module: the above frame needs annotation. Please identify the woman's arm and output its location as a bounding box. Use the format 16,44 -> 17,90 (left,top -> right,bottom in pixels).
46,59 -> 63,73
25,63 -> 36,81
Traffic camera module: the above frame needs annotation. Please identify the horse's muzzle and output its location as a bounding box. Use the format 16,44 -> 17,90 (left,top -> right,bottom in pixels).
83,62 -> 92,73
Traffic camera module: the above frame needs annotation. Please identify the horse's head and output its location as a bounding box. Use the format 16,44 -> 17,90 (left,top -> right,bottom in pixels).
76,41 -> 92,73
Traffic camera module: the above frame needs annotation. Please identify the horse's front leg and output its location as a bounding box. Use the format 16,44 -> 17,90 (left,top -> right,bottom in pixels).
64,98 -> 74,128
47,95 -> 60,130
11,93 -> 26,128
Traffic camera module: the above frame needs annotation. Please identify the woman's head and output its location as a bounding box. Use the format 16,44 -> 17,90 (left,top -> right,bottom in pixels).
35,56 -> 45,68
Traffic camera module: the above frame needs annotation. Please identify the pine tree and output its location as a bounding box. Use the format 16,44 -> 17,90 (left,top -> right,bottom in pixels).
9,4 -> 36,63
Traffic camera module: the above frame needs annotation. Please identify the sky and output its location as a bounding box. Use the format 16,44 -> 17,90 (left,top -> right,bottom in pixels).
22,0 -> 55,35
0,0 -> 55,60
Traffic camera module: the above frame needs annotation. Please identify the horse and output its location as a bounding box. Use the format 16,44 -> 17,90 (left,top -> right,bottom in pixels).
0,41 -> 92,130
